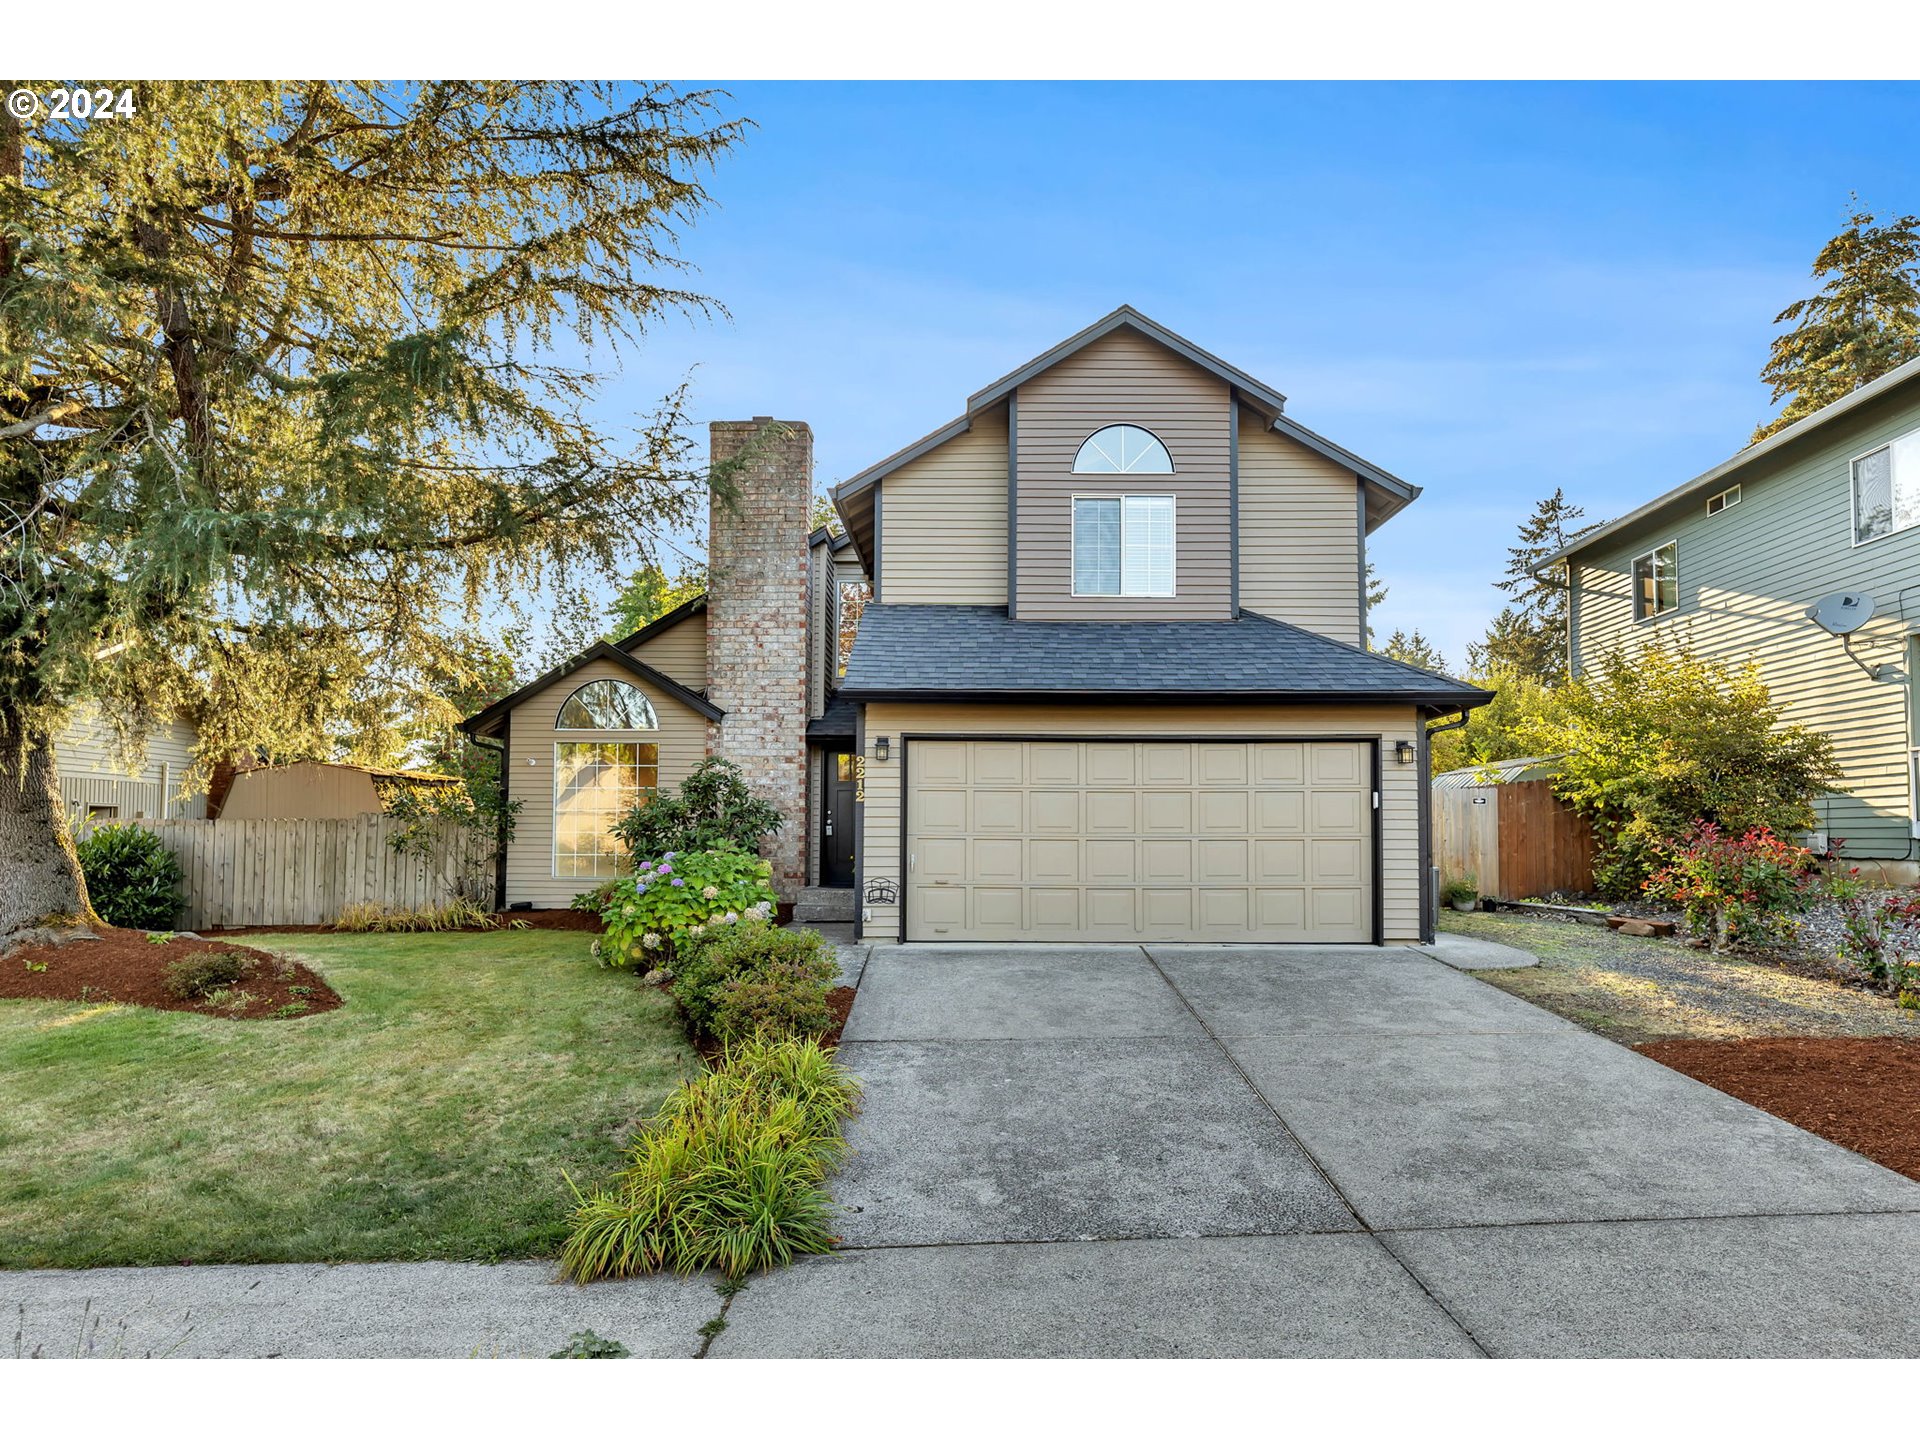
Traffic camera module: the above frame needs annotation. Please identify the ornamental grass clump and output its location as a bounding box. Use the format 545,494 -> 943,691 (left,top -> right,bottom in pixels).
594,843 -> 777,968
559,1036 -> 860,1282
1644,822 -> 1818,954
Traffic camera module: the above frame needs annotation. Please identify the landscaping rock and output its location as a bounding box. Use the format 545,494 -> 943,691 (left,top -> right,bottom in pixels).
1609,917 -> 1675,938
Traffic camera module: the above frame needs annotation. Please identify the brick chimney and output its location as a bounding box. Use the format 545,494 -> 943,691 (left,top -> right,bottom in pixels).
705,418 -> 812,899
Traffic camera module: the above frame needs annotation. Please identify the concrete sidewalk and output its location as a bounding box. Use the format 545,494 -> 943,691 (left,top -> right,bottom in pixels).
10,938 -> 1920,1358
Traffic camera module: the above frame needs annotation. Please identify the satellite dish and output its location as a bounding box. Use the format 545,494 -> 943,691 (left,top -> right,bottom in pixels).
1806,591 -> 1876,636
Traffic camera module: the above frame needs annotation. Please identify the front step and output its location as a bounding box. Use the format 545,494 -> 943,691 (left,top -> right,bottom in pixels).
792,885 -> 856,924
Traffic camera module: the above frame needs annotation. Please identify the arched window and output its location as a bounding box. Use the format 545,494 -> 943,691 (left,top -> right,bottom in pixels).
556,678 -> 657,731
1073,424 -> 1173,474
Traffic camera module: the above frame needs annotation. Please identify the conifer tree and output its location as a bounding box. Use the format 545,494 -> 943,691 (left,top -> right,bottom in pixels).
0,81 -> 746,933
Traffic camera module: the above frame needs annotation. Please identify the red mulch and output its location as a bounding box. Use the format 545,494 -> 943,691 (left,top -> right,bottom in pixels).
823,985 -> 855,1048
0,926 -> 342,1021
1638,1037 -> 1920,1182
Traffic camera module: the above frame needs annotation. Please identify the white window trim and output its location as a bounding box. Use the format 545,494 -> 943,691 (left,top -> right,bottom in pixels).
1706,484 -> 1741,515
1850,427 -> 1920,549
1069,493 -> 1177,598
1631,538 -> 1679,624
550,738 -> 658,879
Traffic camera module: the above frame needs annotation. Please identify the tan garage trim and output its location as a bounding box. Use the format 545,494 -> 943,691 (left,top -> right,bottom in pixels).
898,733 -> 1382,944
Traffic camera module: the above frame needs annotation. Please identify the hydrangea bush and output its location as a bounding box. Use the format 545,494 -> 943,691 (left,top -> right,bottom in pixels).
594,842 -> 777,968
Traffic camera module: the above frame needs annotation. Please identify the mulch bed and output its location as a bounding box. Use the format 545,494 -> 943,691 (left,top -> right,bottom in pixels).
0,927 -> 342,1022
1639,1037 -> 1920,1182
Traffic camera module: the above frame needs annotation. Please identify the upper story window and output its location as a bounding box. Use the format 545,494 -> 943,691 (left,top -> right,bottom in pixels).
1706,484 -> 1740,515
1852,428 -> 1920,545
556,678 -> 657,730
1074,495 -> 1175,596
1073,424 -> 1173,474
1632,541 -> 1678,622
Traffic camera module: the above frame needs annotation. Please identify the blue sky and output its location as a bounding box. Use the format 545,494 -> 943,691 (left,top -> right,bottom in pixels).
596,81 -> 1920,666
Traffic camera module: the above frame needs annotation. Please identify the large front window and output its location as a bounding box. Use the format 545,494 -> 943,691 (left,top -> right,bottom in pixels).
1852,429 -> 1920,545
1073,495 -> 1175,596
554,741 -> 657,878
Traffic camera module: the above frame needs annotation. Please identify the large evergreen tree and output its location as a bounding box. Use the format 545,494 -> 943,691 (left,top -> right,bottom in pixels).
1467,488 -> 1591,682
1378,628 -> 1448,675
1755,202 -> 1920,442
0,81 -> 746,935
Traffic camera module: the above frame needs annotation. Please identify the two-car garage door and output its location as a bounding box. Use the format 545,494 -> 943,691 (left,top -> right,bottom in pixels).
905,739 -> 1375,943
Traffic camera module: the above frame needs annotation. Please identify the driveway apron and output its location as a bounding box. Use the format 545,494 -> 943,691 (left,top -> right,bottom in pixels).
712,939 -> 1920,1358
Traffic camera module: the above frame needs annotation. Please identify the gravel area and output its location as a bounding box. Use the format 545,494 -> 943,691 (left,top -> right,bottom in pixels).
1445,909 -> 1920,1044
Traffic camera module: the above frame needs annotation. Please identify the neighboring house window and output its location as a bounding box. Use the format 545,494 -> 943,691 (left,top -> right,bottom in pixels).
1852,429 -> 1920,545
552,678 -> 660,878
1073,424 -> 1174,474
556,678 -> 657,730
1706,484 -> 1740,515
1631,541 -> 1678,621
1073,495 -> 1175,596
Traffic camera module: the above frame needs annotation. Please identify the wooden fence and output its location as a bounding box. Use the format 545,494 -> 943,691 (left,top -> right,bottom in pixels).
1433,778 -> 1596,901
135,815 -> 493,930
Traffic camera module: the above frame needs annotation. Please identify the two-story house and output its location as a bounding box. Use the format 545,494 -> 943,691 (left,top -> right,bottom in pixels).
464,307 -> 1487,942
1541,354 -> 1920,880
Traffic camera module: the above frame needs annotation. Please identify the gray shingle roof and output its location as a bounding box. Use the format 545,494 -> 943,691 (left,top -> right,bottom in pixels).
839,605 -> 1489,706
807,692 -> 860,738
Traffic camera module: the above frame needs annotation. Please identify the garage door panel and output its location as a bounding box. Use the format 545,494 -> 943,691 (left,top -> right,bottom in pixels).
1087,791 -> 1137,832
1142,744 -> 1194,785
1142,791 -> 1193,832
1027,838 -> 1080,883
973,837 -> 1025,883
906,738 -> 1372,943
972,743 -> 1025,784
974,789 -> 1025,832
1028,743 -> 1082,785
1199,839 -> 1249,883
1086,839 -> 1136,883
1254,790 -> 1306,833
1198,790 -> 1249,833
1029,790 -> 1081,833
1142,839 -> 1193,883
919,837 -> 968,884
1028,888 -> 1083,933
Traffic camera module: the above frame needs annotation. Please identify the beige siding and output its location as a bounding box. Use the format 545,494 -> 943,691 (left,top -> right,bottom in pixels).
503,656 -> 712,908
878,407 -> 1009,604
219,763 -> 384,820
624,606 -> 707,689
859,703 -> 1422,943
1014,328 -> 1232,620
55,708 -> 207,819
1238,414 -> 1363,643
1571,388 -> 1920,860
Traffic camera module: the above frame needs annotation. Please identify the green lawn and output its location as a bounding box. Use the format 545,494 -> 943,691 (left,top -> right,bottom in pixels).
0,929 -> 694,1269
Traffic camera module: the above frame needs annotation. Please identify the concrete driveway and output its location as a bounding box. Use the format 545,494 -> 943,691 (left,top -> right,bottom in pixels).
710,941 -> 1920,1358
10,939 -> 1920,1358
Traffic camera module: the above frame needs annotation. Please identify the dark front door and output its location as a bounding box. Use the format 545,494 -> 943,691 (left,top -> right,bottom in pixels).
821,750 -> 857,887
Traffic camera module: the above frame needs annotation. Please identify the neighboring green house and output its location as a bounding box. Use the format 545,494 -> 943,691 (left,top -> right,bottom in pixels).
1543,354 -> 1920,877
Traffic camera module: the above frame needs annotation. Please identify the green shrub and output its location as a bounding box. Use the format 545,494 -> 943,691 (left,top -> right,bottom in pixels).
609,757 -> 783,860
673,920 -> 834,1040
1644,823 -> 1818,953
1826,871 -> 1920,995
570,880 -> 619,913
1440,875 -> 1479,907
75,823 -> 182,930
1522,642 -> 1839,899
596,844 -> 776,967
162,950 -> 251,1000
558,1037 -> 860,1282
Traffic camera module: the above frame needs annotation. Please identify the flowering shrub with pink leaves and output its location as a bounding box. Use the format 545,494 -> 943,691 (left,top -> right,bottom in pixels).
593,842 -> 776,968
1824,868 -> 1920,1000
1644,822 -> 1818,953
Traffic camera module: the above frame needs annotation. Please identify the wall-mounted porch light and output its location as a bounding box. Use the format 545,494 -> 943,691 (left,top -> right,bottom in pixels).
872,736 -> 891,763
1394,740 -> 1416,765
